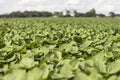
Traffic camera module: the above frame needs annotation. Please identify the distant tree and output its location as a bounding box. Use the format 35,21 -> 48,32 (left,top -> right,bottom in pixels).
76,13 -> 85,17
9,11 -> 22,17
22,11 -> 41,17
0,11 -> 53,18
40,11 -> 53,17
0,14 -> 8,18
86,8 -> 96,17
96,13 -> 105,17
53,12 -> 62,17
109,12 -> 115,18
116,14 -> 120,17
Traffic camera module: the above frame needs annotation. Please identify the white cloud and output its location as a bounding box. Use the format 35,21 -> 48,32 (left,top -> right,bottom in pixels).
65,0 -> 80,5
0,0 -> 120,15
82,0 -> 114,13
0,0 -> 4,3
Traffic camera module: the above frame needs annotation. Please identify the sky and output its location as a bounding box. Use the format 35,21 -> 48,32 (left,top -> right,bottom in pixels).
0,0 -> 120,15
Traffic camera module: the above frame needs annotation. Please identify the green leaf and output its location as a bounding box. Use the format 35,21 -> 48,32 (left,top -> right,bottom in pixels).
60,61 -> 73,79
107,60 -> 120,74
70,59 -> 80,70
74,71 -> 88,80
93,53 -> 106,73
40,46 -> 49,55
79,61 -> 86,70
87,68 -> 102,80
108,75 -> 117,80
27,67 -> 42,80
4,69 -> 26,80
117,76 -> 120,80
40,64 -> 49,79
0,74 -> 4,80
86,60 -> 94,67
71,46 -> 79,53
80,40 -> 92,49
94,60 -> 106,73
51,73 -> 64,79
27,64 -> 49,80
20,57 -> 38,69
60,43 -> 72,52
74,36 -> 82,43
0,38 -> 6,49
54,50 -> 62,60
104,52 -> 113,58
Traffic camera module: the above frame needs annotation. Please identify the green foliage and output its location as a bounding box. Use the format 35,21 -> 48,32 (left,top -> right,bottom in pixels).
109,12 -> 116,18
0,18 -> 120,80
86,8 -> 96,17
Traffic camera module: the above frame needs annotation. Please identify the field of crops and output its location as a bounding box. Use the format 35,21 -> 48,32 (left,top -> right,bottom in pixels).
0,18 -> 120,80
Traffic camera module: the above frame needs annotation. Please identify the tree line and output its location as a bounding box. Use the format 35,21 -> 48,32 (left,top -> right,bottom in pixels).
0,11 -> 53,18
0,8 -> 118,18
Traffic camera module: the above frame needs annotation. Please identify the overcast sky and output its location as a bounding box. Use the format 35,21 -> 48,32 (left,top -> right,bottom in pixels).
0,0 -> 120,15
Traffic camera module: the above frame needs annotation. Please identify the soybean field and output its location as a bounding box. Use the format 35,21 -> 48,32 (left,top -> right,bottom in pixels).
0,18 -> 120,80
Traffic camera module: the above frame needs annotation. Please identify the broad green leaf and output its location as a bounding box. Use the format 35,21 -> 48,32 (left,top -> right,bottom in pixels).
4,69 -> 26,80
93,53 -> 106,73
51,73 -> 64,79
86,60 -> 94,67
108,75 -> 117,80
27,64 -> 49,80
74,71 -> 88,80
70,59 -> 80,70
107,60 -> 120,74
87,68 -> 102,80
0,75 -> 3,80
94,60 -> 106,73
71,46 -> 79,53
40,46 -> 49,55
79,61 -> 86,70
27,67 -> 42,80
20,57 -> 38,69
54,50 -> 62,60
80,40 -> 92,49
117,76 -> 120,80
73,36 -> 82,43
60,61 -> 73,78
40,64 -> 49,79
104,52 -> 113,58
